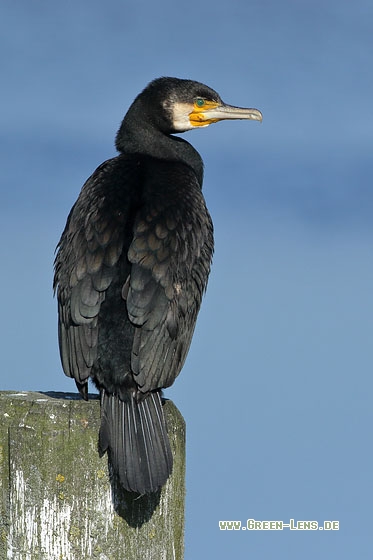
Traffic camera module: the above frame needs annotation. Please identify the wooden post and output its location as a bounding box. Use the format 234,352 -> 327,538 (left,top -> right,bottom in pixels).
0,391 -> 185,560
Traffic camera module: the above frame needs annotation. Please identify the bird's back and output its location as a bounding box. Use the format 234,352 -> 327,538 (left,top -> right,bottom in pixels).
54,152 -> 213,493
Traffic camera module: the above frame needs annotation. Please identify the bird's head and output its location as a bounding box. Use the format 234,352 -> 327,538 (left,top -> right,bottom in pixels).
163,78 -> 263,132
115,77 -> 262,154
127,77 -> 262,134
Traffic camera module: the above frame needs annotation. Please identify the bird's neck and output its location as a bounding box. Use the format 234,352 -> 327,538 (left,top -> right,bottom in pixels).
115,119 -> 204,185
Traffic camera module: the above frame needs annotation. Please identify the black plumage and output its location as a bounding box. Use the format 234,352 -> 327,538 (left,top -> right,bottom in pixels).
54,77 -> 262,494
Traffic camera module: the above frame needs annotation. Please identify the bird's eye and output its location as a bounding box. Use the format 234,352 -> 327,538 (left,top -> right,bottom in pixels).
195,98 -> 205,108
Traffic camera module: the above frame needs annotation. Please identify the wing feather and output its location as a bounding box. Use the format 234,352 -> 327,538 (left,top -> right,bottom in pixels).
126,163 -> 214,392
54,158 -> 128,386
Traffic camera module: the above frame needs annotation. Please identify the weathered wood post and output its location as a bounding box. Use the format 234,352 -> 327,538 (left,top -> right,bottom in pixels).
0,391 -> 185,560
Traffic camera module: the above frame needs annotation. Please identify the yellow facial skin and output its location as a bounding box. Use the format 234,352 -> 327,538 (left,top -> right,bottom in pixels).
189,99 -> 221,127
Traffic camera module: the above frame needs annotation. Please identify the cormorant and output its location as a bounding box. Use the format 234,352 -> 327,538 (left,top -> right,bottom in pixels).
54,77 -> 262,494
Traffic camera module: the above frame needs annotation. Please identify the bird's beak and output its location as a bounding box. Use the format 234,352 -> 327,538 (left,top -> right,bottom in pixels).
190,103 -> 263,127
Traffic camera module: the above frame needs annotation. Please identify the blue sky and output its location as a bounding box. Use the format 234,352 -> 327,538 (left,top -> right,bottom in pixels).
1,1 -> 373,558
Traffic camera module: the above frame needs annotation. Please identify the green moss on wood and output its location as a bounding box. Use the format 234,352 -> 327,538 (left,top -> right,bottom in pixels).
0,391 -> 185,560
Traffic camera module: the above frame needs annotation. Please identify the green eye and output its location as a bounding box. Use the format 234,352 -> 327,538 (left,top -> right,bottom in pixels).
195,98 -> 205,107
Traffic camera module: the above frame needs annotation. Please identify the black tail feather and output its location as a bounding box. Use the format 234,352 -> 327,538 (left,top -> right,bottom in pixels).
99,390 -> 173,494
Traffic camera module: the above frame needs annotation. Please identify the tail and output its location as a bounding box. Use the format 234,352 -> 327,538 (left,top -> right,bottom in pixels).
98,390 -> 173,494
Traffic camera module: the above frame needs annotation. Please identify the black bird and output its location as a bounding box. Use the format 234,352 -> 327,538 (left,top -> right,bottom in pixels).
54,77 -> 262,494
